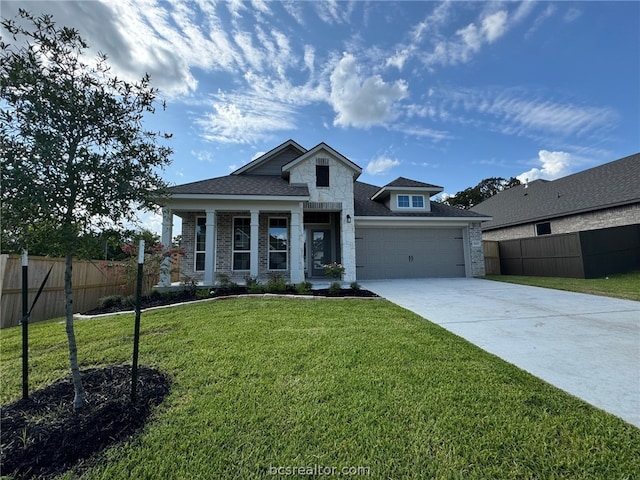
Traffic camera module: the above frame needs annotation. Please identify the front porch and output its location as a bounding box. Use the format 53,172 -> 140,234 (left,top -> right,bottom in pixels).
159,205 -> 355,287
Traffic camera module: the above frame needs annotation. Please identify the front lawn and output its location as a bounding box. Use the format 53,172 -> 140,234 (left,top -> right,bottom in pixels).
485,270 -> 640,301
1,298 -> 638,479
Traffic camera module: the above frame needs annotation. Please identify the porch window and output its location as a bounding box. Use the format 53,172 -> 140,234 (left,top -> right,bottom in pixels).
195,217 -> 206,271
233,217 -> 251,270
269,218 -> 288,270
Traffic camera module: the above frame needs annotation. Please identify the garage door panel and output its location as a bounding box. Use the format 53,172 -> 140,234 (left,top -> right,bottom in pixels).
356,227 -> 465,279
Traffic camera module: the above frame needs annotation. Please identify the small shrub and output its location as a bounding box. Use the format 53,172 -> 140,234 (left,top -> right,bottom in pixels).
195,288 -> 211,299
98,295 -> 124,309
266,274 -> 287,294
328,281 -> 342,295
122,295 -> 137,308
248,282 -> 265,294
181,275 -> 198,296
149,289 -> 164,301
350,281 -> 361,291
295,281 -> 313,294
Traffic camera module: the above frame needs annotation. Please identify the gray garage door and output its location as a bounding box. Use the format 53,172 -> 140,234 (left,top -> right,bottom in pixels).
355,227 -> 465,279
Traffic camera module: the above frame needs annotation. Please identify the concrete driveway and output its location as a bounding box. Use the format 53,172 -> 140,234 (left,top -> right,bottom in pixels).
360,278 -> 640,428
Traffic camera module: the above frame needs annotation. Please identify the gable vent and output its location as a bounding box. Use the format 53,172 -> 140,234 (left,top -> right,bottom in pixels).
316,157 -> 330,166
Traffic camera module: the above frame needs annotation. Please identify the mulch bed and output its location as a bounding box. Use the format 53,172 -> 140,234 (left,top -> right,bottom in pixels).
1,365 -> 171,480
83,287 -> 379,316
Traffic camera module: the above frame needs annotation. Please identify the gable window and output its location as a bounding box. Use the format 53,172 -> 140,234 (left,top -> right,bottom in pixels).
316,165 -> 330,187
535,222 -> 552,236
268,218 -> 288,270
233,217 -> 251,270
195,217 -> 206,271
397,195 -> 425,209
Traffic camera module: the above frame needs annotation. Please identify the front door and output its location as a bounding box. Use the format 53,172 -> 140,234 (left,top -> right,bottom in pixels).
311,230 -> 331,276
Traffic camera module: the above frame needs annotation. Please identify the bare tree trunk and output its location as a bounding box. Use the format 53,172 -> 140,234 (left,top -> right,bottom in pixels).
65,250 -> 85,409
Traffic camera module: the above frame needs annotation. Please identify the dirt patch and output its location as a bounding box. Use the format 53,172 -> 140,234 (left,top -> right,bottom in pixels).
1,365 -> 171,480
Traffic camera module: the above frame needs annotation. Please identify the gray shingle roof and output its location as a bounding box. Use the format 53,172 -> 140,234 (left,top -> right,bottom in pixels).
471,152 -> 640,230
168,175 -> 309,197
385,177 -> 443,189
355,182 -> 488,218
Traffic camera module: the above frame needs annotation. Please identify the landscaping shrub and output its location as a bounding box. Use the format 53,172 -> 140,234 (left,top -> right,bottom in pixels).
328,281 -> 342,295
295,281 -> 313,294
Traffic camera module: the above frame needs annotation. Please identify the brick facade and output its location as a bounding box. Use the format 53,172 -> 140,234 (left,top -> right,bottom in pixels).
482,203 -> 640,241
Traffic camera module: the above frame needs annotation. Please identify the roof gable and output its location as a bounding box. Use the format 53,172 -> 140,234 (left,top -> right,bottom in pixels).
231,139 -> 307,176
371,176 -> 443,201
471,152 -> 640,229
282,142 -> 362,179
355,181 -> 488,219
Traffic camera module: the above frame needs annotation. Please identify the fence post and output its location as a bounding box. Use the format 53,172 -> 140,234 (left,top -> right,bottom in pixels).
131,240 -> 145,403
21,250 -> 29,400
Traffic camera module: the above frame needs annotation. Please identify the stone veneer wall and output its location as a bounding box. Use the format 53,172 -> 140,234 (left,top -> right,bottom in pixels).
288,152 -> 357,282
482,203 -> 640,241
468,223 -> 486,277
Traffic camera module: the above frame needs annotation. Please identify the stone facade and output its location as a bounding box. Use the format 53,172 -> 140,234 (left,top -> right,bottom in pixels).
288,153 -> 357,283
468,223 -> 485,277
482,203 -> 640,241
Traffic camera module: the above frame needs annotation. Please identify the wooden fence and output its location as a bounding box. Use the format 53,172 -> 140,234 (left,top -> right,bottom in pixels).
483,241 -> 501,275
0,255 -> 134,329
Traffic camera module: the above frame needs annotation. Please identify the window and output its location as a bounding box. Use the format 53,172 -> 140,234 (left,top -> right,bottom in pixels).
536,222 -> 552,236
397,195 -> 410,208
411,195 -> 425,208
316,165 -> 329,187
269,218 -> 288,270
233,217 -> 250,270
397,195 -> 425,209
195,217 -> 206,271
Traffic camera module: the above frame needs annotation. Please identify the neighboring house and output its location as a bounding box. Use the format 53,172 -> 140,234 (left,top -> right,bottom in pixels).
471,153 -> 640,241
470,153 -> 640,278
157,140 -> 490,286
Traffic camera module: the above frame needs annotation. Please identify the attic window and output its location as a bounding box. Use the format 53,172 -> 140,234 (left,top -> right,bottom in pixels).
397,194 -> 425,209
316,165 -> 329,187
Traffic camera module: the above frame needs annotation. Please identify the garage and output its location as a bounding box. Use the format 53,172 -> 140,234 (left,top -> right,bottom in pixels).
355,227 -> 466,279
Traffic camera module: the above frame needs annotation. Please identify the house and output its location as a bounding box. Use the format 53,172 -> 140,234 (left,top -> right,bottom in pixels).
471,152 -> 640,241
157,140 -> 490,286
470,152 -> 640,277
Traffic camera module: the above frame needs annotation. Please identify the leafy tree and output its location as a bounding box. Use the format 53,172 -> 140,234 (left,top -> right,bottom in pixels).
1,10 -> 172,409
443,176 -> 520,209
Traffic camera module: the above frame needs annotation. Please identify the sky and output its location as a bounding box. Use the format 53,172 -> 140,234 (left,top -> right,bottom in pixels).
3,1 -> 639,234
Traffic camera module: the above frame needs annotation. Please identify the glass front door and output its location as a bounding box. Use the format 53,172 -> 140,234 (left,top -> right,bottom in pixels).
311,230 -> 331,277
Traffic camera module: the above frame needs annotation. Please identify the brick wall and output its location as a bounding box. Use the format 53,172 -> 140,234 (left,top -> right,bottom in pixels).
482,203 -> 640,241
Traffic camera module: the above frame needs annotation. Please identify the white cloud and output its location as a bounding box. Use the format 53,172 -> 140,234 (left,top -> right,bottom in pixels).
482,11 -> 508,43
196,94 -> 298,144
330,53 -> 408,128
365,156 -> 400,175
517,150 -> 572,182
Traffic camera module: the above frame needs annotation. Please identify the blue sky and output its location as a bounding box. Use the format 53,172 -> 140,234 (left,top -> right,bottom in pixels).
4,1 -> 639,232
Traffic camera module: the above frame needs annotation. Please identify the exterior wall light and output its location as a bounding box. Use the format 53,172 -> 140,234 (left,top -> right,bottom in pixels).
346,214 -> 352,223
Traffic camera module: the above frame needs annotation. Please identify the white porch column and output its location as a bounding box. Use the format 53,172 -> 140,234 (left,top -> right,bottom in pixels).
289,205 -> 304,284
204,210 -> 216,285
250,209 -> 259,278
159,207 -> 173,287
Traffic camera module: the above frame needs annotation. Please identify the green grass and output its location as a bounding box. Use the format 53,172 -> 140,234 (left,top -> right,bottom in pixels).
2,298 -> 638,479
485,270 -> 640,302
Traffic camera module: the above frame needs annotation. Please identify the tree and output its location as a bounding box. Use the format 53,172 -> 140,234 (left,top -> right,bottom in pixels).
1,10 -> 172,409
443,176 -> 520,209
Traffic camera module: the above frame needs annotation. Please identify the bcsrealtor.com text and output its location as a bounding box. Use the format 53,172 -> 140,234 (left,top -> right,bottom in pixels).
268,464 -> 370,476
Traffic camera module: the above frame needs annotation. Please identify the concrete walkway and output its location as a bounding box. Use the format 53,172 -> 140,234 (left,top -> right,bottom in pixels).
360,278 -> 640,428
